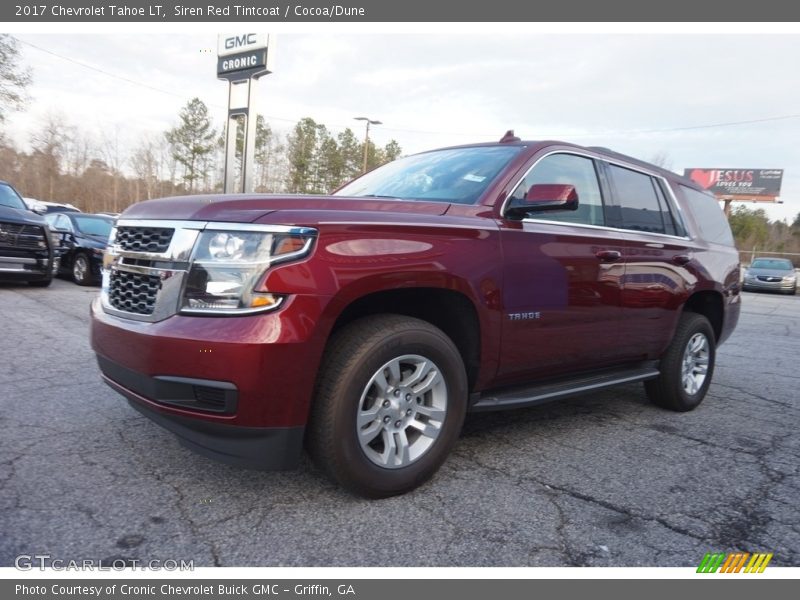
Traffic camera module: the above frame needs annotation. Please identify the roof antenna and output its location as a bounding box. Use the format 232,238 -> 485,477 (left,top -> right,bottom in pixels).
500,130 -> 521,143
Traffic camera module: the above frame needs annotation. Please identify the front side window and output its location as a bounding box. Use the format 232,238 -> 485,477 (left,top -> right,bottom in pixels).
334,146 -> 523,205
507,153 -> 605,226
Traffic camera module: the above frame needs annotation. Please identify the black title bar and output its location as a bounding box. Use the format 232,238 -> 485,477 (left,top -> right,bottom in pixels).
5,0 -> 800,21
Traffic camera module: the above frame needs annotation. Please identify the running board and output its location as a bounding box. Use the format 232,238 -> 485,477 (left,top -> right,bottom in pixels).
470,365 -> 660,412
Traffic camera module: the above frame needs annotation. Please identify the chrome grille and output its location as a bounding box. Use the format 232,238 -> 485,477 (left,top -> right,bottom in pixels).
108,271 -> 161,315
115,226 -> 174,253
0,222 -> 47,250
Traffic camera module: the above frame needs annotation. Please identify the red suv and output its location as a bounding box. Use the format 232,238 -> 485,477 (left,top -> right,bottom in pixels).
90,137 -> 740,497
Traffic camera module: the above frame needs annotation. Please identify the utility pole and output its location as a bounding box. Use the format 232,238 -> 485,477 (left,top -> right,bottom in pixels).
354,116 -> 382,173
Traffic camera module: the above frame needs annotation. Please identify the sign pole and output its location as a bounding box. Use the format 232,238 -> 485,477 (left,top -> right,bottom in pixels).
217,33 -> 273,194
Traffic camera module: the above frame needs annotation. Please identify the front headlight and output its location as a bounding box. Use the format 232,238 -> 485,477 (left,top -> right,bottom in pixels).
180,227 -> 315,315
783,275 -> 797,283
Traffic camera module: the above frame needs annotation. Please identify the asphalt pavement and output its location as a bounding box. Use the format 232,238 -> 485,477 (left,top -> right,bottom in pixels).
1,279 -> 798,567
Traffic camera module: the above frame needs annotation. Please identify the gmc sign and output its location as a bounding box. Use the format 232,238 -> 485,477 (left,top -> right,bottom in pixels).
217,33 -> 269,57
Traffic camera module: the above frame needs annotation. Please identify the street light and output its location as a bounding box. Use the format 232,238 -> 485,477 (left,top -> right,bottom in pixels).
354,116 -> 382,173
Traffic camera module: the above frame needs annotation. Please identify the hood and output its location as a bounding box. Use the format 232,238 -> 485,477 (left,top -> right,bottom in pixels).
120,194 -> 449,223
0,203 -> 47,226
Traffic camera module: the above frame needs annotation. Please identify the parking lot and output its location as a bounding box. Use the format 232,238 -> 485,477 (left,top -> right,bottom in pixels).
1,279 -> 798,567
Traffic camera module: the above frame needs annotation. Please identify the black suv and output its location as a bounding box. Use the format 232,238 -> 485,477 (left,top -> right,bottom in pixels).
0,181 -> 56,287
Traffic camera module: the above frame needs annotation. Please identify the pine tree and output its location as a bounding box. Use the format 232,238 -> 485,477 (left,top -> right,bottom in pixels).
286,118 -> 320,193
165,98 -> 217,193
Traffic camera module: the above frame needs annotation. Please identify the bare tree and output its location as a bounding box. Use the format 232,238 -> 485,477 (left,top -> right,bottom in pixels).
131,135 -> 161,200
0,35 -> 31,124
648,150 -> 673,171
29,112 -> 68,200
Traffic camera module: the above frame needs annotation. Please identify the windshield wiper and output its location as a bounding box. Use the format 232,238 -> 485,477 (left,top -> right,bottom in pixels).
356,194 -> 405,200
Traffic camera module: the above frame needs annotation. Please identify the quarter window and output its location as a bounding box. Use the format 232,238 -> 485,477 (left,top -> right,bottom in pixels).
508,153 -> 605,226
679,185 -> 735,246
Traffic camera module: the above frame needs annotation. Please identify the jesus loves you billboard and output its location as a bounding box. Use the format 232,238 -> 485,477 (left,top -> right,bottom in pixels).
684,168 -> 783,197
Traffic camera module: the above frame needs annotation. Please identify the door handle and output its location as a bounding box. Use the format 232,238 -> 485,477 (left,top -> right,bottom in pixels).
673,254 -> 692,266
595,250 -> 621,262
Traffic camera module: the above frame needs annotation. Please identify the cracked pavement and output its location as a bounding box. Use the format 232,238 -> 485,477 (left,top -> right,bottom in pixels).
1,280 -> 798,566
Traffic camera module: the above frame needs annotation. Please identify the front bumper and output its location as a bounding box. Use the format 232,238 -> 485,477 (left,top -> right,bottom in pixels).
0,254 -> 53,282
742,279 -> 796,293
91,294 -> 331,469
100,356 -> 304,470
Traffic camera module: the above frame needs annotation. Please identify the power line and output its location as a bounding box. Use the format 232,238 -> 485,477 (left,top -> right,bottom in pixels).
14,35 -> 800,140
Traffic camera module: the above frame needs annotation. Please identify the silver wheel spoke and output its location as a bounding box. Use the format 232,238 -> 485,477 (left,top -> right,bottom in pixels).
372,370 -> 391,395
415,403 -> 446,422
404,360 -> 432,388
412,369 -> 442,396
387,360 -> 402,386
395,430 -> 411,466
359,420 -> 383,444
357,404 -> 381,428
409,418 -> 440,439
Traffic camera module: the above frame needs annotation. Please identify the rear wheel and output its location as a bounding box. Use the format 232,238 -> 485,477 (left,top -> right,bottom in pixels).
307,314 -> 467,498
72,253 -> 92,286
645,312 -> 716,412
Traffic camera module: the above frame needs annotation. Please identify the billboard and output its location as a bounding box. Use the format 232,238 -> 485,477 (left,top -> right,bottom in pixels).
684,168 -> 783,199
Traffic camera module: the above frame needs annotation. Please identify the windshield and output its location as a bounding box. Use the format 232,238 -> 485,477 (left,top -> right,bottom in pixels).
74,216 -> 113,238
0,183 -> 28,211
751,259 -> 793,270
334,146 -> 523,204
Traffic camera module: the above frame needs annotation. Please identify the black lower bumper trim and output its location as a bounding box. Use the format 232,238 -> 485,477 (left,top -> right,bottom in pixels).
98,357 -> 304,471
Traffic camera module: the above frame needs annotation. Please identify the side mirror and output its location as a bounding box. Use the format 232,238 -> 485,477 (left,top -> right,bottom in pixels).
30,205 -> 47,215
506,184 -> 579,219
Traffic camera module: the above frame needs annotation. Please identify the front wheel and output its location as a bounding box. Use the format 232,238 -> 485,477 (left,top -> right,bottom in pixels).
645,312 -> 716,412
307,314 -> 467,498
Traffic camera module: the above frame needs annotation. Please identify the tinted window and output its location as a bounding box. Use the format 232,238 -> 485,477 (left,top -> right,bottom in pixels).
652,179 -> 681,236
335,146 -> 522,205
609,165 -> 670,234
508,153 -> 605,226
74,216 -> 113,238
679,185 -> 735,246
0,183 -> 27,211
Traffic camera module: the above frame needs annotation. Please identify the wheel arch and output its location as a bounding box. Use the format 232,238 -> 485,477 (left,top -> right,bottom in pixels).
681,289 -> 724,342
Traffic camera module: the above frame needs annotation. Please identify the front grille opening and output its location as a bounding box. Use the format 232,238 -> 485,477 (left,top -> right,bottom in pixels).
0,223 -> 46,250
116,226 -> 174,253
108,271 -> 161,315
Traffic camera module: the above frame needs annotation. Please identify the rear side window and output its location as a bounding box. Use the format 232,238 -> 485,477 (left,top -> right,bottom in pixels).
607,165 -> 674,234
679,185 -> 735,246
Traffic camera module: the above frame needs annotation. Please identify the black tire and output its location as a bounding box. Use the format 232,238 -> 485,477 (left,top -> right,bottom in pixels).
307,314 -> 468,498
28,277 -> 53,288
72,253 -> 92,286
645,312 -> 716,412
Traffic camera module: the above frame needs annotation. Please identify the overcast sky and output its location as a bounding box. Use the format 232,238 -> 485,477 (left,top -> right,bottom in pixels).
5,32 -> 800,221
